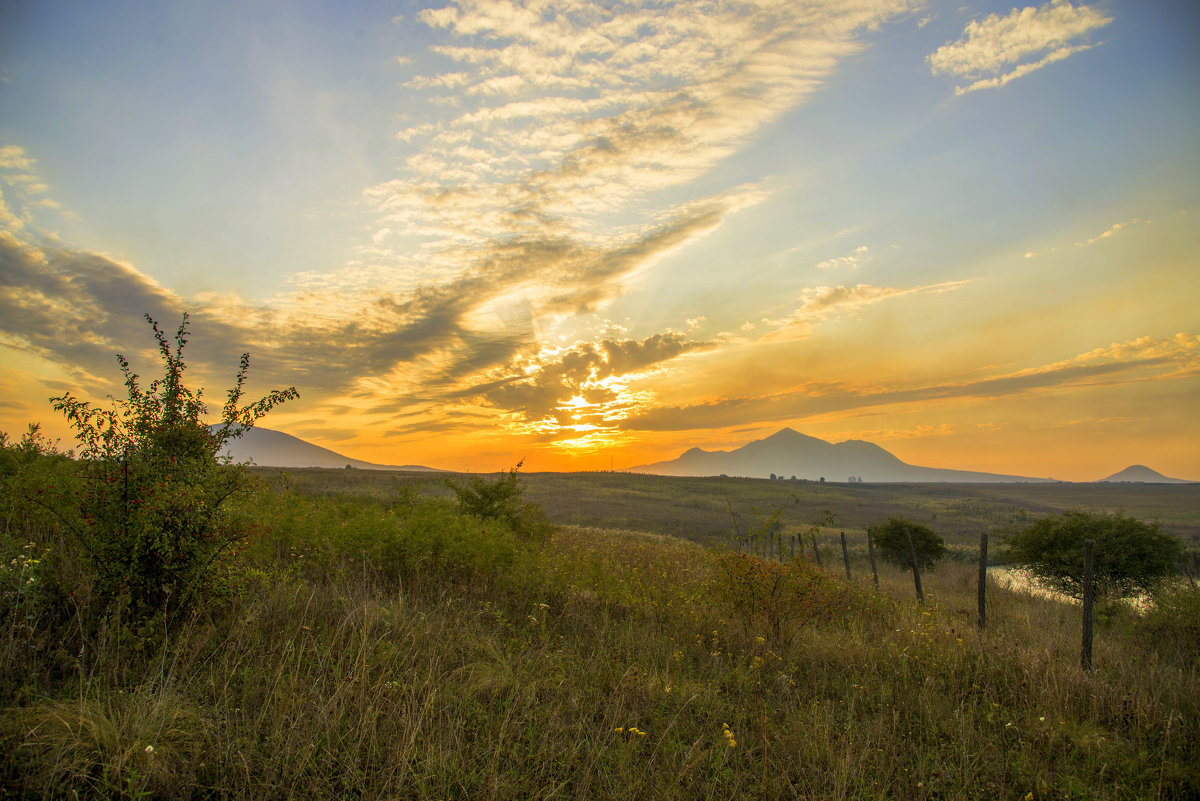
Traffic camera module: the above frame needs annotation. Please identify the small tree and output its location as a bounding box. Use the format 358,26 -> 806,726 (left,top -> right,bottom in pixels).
1003,510 -> 1183,599
50,313 -> 298,621
870,517 -> 947,570
447,460 -> 551,540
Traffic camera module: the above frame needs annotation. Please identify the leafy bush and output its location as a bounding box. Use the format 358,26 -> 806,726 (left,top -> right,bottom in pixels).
1002,510 -> 1184,599
713,551 -> 844,644
48,313 -> 297,622
447,461 -> 553,540
1137,580 -> 1200,664
870,517 -> 947,570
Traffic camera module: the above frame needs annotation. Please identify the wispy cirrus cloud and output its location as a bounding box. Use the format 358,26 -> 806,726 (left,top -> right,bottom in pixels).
928,0 -> 1112,96
624,333 -> 1200,431
0,144 -> 65,234
816,245 -> 871,271
761,280 -> 969,340
365,0 -> 920,288
1024,216 -> 1147,258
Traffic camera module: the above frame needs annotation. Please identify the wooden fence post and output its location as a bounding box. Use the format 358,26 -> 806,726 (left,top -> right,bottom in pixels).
811,534 -> 823,569
903,528 -> 924,604
840,531 -> 852,579
790,535 -> 796,561
867,528 -> 879,590
1081,538 -> 1095,671
977,532 -> 989,629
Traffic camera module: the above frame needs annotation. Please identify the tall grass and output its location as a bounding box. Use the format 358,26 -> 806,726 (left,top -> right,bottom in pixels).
2,466 -> 1197,799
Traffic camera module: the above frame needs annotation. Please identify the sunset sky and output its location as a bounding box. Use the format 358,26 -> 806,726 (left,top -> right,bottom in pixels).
1,0 -> 1197,480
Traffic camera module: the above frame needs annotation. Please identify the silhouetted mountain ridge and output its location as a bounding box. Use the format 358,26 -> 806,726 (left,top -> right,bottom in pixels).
630,428 -> 1053,483
216,427 -> 441,472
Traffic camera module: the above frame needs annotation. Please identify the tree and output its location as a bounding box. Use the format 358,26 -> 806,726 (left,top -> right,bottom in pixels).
1003,510 -> 1184,599
870,517 -> 947,570
50,313 -> 298,621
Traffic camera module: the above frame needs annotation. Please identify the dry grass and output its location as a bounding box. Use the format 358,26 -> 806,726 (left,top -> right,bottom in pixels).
2,475 -> 1197,799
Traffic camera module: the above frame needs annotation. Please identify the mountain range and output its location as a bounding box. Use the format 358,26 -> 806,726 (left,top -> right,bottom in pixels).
219,426 -> 1191,483
629,428 -> 1193,483
219,427 -> 439,472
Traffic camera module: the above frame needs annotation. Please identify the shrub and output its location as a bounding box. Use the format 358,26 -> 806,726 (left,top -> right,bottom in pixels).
447,461 -> 553,540
48,313 -> 297,622
713,551 -> 843,644
870,517 -> 947,570
1137,580 -> 1200,664
1002,510 -> 1184,599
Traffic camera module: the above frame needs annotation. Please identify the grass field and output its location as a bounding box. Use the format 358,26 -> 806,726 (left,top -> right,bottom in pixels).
255,466 -> 1200,548
3,462 -> 1198,799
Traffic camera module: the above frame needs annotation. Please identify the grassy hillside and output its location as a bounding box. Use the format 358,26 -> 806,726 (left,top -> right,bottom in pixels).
3,458 -> 1198,799
252,466 -> 1200,548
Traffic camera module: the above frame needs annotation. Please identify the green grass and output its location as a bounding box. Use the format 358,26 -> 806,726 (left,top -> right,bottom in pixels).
3,466 -> 1198,799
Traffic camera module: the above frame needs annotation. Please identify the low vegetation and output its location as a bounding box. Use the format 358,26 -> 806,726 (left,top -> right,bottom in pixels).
1002,510 -> 1185,599
869,516 -> 947,570
1,323 -> 1198,799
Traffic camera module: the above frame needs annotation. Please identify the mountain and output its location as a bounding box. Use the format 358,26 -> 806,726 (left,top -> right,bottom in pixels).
1099,465 -> 1193,484
629,428 -> 1054,483
218,427 -> 441,472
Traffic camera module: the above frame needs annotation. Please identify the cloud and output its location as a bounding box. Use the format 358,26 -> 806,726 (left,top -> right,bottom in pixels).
363,0 -> 919,292
1024,216 -> 1147,258
0,144 -> 63,234
829,423 -> 957,441
1,2 -> 928,451
762,280 -> 969,340
1076,218 -> 1144,247
623,333 -> 1200,431
816,245 -> 871,271
466,331 -> 715,434
928,0 -> 1112,95
0,196 -> 724,433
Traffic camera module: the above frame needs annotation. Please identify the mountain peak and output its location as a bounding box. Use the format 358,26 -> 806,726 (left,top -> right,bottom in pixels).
1100,465 -> 1191,483
629,428 -> 1051,482
759,427 -> 816,443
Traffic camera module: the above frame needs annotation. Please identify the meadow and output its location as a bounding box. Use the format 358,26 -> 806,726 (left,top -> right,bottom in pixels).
3,456 -> 1198,799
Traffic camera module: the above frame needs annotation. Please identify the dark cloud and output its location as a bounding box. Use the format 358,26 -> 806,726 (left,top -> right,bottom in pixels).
474,331 -> 714,428
0,192 -> 731,423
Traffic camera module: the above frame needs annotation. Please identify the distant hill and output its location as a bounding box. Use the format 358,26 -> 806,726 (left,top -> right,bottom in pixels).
1099,465 -> 1193,484
629,428 -> 1054,483
218,427 -> 441,472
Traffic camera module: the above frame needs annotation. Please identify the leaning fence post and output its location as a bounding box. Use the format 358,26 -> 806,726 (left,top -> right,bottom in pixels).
867,528 -> 879,590
1081,538 -> 1095,671
840,531 -> 852,579
903,528 -> 924,604
977,532 -> 989,629
811,534 -> 823,569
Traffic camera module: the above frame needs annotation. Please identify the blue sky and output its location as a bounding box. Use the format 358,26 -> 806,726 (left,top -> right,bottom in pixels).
2,0 -> 1198,478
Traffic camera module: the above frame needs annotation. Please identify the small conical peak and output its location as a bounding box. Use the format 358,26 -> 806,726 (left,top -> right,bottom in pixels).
1100,464 -> 1185,482
762,427 -> 810,442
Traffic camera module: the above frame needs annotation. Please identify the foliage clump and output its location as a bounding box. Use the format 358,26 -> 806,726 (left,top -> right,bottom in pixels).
1003,509 -> 1184,599
870,516 -> 947,570
713,551 -> 844,644
49,313 -> 297,621
447,461 -> 553,540
1137,580 -> 1200,664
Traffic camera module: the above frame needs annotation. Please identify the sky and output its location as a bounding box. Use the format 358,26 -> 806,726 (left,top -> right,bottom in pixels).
1,0 -> 1198,481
